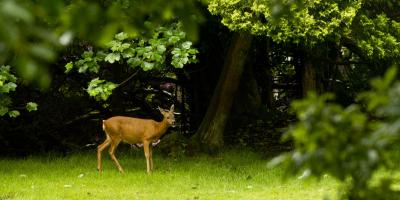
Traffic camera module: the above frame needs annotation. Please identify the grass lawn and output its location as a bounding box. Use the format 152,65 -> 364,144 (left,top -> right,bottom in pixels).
0,148 -> 339,200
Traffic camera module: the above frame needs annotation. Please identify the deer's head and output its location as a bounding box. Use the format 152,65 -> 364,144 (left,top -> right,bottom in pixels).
158,104 -> 175,127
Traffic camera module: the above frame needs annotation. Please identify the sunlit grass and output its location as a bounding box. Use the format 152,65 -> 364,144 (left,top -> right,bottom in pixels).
0,149 -> 339,200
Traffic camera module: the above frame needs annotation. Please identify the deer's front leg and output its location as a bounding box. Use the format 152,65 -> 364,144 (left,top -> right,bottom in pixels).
149,145 -> 153,171
143,141 -> 152,174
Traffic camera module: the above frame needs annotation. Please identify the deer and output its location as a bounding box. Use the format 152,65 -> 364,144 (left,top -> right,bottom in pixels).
97,105 -> 175,174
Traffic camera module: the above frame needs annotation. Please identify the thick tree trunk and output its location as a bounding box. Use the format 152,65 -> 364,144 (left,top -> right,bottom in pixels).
188,33 -> 252,154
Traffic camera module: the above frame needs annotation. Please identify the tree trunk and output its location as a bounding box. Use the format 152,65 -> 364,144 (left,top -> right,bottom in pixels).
254,38 -> 273,109
302,59 -> 316,96
188,33 -> 253,154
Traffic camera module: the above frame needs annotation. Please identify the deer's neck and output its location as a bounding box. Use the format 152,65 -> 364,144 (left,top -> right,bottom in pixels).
154,117 -> 169,137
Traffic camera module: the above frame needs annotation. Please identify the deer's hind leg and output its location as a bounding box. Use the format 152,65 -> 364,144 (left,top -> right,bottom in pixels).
109,138 -> 124,173
97,135 -> 111,172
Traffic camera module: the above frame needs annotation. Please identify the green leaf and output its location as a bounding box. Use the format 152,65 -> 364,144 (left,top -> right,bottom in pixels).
90,64 -> 100,73
0,94 -> 12,116
122,48 -> 135,58
165,30 -> 173,37
0,65 -> 17,82
153,53 -> 163,62
87,78 -> 118,101
65,62 -> 74,73
182,57 -> 189,64
188,49 -> 198,54
138,39 -> 145,46
119,43 -> 131,52
172,59 -> 184,68
168,36 -> 180,44
0,82 -> 17,93
115,32 -> 129,41
26,102 -> 38,112
157,45 -> 166,53
142,62 -> 155,71
171,48 -> 181,55
109,40 -> 121,52
0,106 -> 8,116
181,41 -> 192,49
143,51 -> 153,59
95,51 -> 107,61
78,64 -> 88,73
8,110 -> 20,118
178,31 -> 185,39
105,53 -> 121,63
136,47 -> 145,56
83,51 -> 94,58
127,57 -> 142,68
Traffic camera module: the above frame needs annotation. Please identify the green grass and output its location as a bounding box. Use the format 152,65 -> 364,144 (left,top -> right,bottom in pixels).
0,149 -> 338,200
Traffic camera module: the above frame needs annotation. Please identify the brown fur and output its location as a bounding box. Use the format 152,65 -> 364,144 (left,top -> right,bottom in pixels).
97,105 -> 175,173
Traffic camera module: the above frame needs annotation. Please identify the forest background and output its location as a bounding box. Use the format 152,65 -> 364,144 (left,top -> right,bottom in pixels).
1,1 -> 400,199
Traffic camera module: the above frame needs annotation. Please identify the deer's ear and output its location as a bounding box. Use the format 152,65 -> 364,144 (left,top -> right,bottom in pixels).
158,106 -> 163,113
170,104 -> 174,111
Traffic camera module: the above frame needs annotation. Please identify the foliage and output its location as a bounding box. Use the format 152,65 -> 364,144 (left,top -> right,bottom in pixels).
65,51 -> 102,74
0,0 -> 203,118
208,0 -> 400,61
65,24 -> 198,101
0,0 -> 57,85
271,67 -> 400,199
0,0 -> 203,83
86,78 -> 118,101
355,13 -> 400,59
25,102 -> 38,112
0,66 -> 17,94
0,65 -> 37,117
208,0 -> 361,43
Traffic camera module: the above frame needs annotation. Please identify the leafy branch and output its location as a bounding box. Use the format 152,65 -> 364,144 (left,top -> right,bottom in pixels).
0,65 -> 38,117
65,23 -> 198,101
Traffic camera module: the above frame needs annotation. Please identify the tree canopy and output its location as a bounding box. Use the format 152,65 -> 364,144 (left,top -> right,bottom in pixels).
208,0 -> 400,60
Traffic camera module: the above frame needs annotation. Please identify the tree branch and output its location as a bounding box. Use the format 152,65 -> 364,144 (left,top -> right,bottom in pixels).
118,70 -> 139,87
